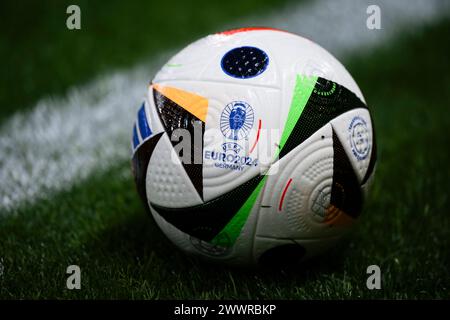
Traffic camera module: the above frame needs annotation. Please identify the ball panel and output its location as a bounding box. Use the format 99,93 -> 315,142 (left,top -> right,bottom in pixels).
153,79 -> 282,202
278,77 -> 368,159
151,204 -> 254,265
329,108 -> 374,182
155,29 -> 365,103
330,128 -> 363,219
361,123 -> 377,186
150,175 -> 264,242
256,124 -> 343,240
131,132 -> 163,206
152,87 -> 205,199
146,133 -> 203,208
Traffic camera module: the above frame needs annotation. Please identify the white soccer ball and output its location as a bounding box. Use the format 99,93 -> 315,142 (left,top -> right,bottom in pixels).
131,28 -> 376,267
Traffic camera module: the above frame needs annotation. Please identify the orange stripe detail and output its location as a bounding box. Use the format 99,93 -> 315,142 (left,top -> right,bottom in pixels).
153,84 -> 208,122
325,205 -> 355,226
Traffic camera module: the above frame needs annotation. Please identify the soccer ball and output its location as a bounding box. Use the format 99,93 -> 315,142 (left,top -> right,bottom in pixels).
131,27 -> 376,267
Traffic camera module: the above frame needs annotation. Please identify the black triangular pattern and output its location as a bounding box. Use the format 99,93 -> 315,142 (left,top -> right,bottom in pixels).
153,89 -> 205,200
331,129 -> 363,218
132,132 -> 164,206
151,175 -> 264,241
279,77 -> 367,159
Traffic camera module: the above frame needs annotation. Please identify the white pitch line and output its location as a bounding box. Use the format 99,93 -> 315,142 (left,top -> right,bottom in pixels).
258,0 -> 449,59
0,0 -> 448,212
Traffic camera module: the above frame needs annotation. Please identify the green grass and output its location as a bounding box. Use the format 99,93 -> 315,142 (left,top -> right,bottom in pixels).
1,13 -> 449,299
0,0 -> 294,123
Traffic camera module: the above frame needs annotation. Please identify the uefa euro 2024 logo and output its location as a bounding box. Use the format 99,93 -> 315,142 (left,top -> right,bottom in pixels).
220,101 -> 254,140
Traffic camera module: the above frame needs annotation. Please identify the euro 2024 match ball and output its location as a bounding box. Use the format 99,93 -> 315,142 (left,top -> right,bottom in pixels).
130,27 -> 376,267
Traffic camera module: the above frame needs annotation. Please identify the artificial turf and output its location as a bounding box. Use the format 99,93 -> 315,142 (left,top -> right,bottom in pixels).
0,16 -> 449,298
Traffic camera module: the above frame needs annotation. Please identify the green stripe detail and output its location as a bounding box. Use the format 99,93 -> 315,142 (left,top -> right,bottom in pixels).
210,76 -> 316,248
275,75 -> 318,159
211,176 -> 268,246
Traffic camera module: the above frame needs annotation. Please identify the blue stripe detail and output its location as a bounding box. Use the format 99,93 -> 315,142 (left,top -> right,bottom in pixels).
132,124 -> 140,149
138,103 -> 152,139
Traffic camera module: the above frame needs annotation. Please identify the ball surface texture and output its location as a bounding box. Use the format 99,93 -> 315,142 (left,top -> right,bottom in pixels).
131,28 -> 376,267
